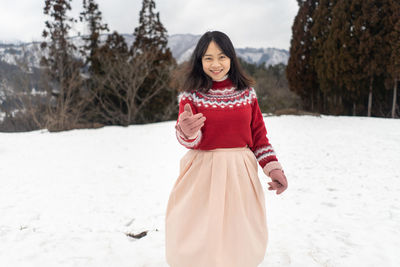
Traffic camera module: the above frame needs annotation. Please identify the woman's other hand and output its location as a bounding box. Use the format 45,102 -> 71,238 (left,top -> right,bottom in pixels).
178,104 -> 206,139
268,169 -> 288,195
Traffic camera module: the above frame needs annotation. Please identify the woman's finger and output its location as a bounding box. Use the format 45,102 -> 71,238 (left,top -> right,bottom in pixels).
179,111 -> 190,121
189,123 -> 204,133
268,181 -> 280,190
188,117 -> 206,128
276,185 -> 287,194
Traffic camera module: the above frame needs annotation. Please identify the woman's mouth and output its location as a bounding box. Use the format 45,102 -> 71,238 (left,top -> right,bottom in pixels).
211,70 -> 222,74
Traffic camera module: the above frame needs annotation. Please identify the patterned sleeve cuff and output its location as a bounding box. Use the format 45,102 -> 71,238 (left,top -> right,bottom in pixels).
254,145 -> 277,166
263,161 -> 283,177
175,129 -> 202,149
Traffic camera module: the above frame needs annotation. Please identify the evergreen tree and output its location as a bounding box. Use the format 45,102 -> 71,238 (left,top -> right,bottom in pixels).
131,0 -> 177,123
40,0 -> 85,130
327,0 -> 363,115
386,0 -> 400,118
78,0 -> 110,124
41,0 -> 77,82
355,0 -> 387,116
79,0 -> 109,74
132,0 -> 169,54
100,32 -> 130,61
286,0 -> 319,111
310,0 -> 336,113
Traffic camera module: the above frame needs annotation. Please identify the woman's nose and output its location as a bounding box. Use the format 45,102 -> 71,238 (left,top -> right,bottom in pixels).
211,60 -> 220,67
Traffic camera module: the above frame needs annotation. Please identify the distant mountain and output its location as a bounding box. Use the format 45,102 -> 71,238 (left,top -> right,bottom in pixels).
168,34 -> 201,63
236,47 -> 289,67
168,34 -> 289,66
0,33 -> 289,69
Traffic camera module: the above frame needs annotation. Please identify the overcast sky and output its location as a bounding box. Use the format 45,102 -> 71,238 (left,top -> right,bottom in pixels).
0,0 -> 299,50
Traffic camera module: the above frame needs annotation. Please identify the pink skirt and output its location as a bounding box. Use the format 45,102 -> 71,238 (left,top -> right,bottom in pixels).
165,147 -> 268,267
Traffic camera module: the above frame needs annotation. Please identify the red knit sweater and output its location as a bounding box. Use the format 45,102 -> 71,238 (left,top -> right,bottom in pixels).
176,77 -> 279,169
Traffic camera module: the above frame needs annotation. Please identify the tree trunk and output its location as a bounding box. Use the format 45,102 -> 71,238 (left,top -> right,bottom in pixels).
311,87 -> 314,112
353,101 -> 356,116
368,76 -> 373,117
392,77 -> 398,118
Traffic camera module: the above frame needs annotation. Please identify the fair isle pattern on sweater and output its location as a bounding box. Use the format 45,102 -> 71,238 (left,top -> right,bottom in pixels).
208,87 -> 236,95
178,88 -> 257,109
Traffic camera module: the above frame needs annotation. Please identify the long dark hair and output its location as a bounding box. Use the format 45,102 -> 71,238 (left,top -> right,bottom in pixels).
182,31 -> 255,92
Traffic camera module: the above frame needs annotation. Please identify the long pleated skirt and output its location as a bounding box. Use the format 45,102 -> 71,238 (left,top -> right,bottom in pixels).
165,147 -> 268,267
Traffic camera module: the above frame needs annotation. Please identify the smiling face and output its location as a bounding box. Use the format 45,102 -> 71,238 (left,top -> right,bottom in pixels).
201,41 -> 231,81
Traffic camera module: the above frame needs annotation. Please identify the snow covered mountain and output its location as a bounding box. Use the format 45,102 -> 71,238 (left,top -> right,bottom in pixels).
0,33 -> 289,69
167,34 -> 201,64
168,34 -> 289,66
236,47 -> 289,67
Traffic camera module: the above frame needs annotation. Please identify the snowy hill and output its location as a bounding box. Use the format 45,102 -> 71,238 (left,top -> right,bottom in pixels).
167,34 -> 201,63
168,34 -> 289,66
236,47 -> 289,67
0,115 -> 399,267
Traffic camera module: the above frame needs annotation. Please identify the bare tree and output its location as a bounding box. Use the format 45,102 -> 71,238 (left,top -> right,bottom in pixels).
91,48 -> 172,125
41,62 -> 92,131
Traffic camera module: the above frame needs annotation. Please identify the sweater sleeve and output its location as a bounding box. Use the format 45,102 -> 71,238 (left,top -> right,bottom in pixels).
175,92 -> 203,149
249,92 -> 283,175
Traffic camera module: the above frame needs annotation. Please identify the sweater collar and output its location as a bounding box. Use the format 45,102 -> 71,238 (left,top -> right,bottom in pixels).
211,76 -> 234,90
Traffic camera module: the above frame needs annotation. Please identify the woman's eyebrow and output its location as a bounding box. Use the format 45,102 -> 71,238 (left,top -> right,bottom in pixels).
203,52 -> 224,57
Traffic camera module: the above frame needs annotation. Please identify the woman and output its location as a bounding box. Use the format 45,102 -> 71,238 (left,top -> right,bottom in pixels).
165,30 -> 288,267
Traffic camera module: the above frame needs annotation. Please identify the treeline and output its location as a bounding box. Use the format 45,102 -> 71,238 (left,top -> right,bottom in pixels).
1,0 -> 177,132
239,59 -> 301,114
287,0 -> 400,118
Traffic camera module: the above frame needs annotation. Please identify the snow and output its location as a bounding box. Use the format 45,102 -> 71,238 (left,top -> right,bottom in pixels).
0,115 -> 399,267
262,48 -> 289,66
236,47 -> 289,67
237,50 -> 264,64
0,42 -> 43,69
168,34 -> 200,63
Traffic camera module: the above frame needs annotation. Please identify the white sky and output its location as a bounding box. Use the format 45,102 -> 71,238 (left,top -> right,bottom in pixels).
0,0 -> 299,50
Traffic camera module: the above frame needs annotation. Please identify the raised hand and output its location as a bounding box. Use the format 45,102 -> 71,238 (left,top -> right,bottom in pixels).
268,169 -> 288,195
178,104 -> 206,139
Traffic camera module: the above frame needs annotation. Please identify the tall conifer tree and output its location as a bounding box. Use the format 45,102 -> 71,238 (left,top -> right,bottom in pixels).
355,0 -> 387,116
328,0 -> 363,115
386,0 -> 400,118
132,0 -> 169,54
79,0 -> 109,74
286,0 -> 319,111
131,0 -> 176,123
41,0 -> 77,85
310,0 -> 335,113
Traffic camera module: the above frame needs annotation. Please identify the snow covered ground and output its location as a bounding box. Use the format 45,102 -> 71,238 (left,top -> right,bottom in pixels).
0,115 -> 399,267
